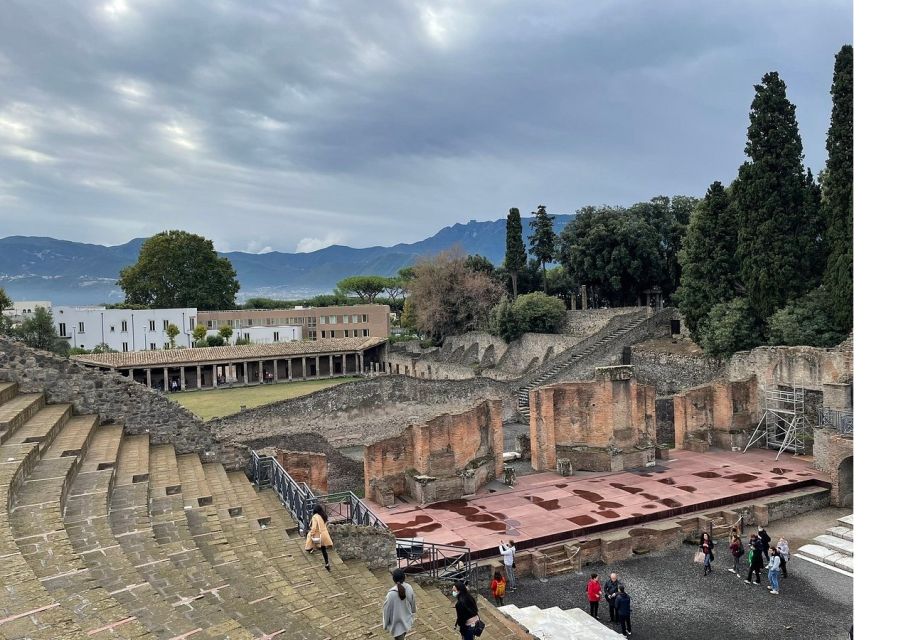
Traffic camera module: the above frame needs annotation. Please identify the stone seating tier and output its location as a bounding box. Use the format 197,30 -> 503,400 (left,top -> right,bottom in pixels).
0,383 -> 529,640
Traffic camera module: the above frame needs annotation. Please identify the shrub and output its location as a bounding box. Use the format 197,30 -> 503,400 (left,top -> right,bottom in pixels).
698,297 -> 762,358
493,292 -> 567,342
768,287 -> 846,347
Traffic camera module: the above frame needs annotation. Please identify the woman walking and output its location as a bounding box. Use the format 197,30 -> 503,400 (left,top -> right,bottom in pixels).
767,547 -> 782,595
490,571 -> 506,606
701,532 -> 715,576
383,569 -> 416,640
777,536 -> 790,578
728,533 -> 745,577
304,504 -> 333,571
452,580 -> 481,640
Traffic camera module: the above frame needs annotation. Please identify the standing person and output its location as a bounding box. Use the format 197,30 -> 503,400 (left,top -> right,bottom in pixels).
499,540 -> 517,591
615,585 -> 632,636
603,573 -> 623,623
490,571 -> 506,606
452,580 -> 480,640
757,526 -> 772,561
728,533 -> 745,577
745,540 -> 764,585
701,532 -> 715,576
767,547 -> 782,595
382,568 -> 416,640
777,536 -> 790,578
305,504 -> 334,571
586,573 -> 602,618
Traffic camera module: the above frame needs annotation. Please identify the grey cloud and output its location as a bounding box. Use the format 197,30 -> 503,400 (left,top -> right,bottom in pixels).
0,0 -> 852,252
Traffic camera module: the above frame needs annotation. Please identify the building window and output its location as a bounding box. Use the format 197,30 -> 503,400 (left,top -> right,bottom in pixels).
189,317 -> 195,327
121,320 -> 128,332
329,315 -> 337,324
354,329 -> 360,337
343,315 -> 350,324
273,331 -> 279,342
363,329 -> 369,337
308,330 -> 317,340
206,320 -> 214,329
321,330 -> 326,338
58,322 -> 66,337
344,330 -> 350,338
78,321 -> 85,333
247,319 -> 253,326
149,342 -> 157,350
362,314 -> 369,322
243,332 -> 250,341
110,325 -> 115,333
149,320 -> 156,331
122,342 -> 129,351
307,317 -> 316,327
330,330 -> 336,338
163,319 -> 170,330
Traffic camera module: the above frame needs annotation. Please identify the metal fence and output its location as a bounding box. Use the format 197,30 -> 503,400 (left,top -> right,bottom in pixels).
820,408 -> 854,435
396,539 -> 475,585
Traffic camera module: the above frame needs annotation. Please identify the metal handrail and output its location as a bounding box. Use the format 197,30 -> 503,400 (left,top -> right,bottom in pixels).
396,538 -> 474,585
820,408 -> 853,435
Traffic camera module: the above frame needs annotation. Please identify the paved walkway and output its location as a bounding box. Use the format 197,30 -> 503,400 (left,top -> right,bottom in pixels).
369,449 -> 828,554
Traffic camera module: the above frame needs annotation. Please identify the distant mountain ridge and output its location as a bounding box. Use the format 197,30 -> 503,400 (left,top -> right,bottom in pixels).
0,215 -> 574,305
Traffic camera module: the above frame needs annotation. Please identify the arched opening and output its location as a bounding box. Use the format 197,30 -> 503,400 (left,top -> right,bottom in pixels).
837,456 -> 853,507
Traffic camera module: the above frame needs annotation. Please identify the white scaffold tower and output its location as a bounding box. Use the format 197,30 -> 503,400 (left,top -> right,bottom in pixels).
743,385 -> 810,461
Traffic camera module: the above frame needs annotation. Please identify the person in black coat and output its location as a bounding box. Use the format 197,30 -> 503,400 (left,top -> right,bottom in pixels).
603,573 -> 623,622
615,586 -> 632,636
745,540 -> 764,584
452,580 -> 480,640
757,526 -> 772,561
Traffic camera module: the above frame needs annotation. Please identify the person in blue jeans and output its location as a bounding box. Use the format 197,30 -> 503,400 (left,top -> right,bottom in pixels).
767,547 -> 782,595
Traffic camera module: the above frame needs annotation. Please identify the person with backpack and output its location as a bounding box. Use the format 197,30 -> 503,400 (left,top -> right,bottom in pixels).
490,571 -> 506,606
305,504 -> 333,571
452,580 -> 482,640
586,573 -> 602,618
757,526 -> 772,561
382,568 -> 416,640
603,572 -> 623,622
701,532 -> 715,576
745,539 -> 764,585
728,533 -> 745,577
767,547 -> 782,595
615,585 -> 632,636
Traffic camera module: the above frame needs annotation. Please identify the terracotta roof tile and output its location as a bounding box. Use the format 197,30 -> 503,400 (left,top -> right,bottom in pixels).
72,337 -> 385,369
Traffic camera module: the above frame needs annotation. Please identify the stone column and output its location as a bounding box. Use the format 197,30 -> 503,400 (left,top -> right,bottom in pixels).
213,365 -> 218,388
287,358 -> 293,381
180,366 -> 186,391
273,359 -> 278,382
128,369 -> 134,381
329,355 -> 335,378
243,361 -> 248,384
258,360 -> 264,383
163,366 -> 169,391
342,353 -> 347,375
303,357 -> 309,380
196,365 -> 202,389
145,368 -> 151,388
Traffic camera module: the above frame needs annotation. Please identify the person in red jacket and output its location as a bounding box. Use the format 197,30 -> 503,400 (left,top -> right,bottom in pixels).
490,571 -> 506,606
586,572 -> 602,618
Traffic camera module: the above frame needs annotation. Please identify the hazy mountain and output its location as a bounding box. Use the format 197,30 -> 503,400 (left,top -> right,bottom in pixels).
0,215 -> 573,305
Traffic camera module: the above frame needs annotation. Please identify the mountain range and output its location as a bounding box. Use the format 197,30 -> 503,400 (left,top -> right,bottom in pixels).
0,215 -> 574,305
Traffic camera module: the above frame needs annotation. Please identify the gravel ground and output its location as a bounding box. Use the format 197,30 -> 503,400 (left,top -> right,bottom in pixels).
503,512 -> 853,640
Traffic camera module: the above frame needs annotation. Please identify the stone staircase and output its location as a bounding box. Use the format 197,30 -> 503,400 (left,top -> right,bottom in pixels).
0,381 -> 531,639
533,543 -> 582,578
515,310 -> 650,421
498,604 -> 626,640
796,513 -> 853,573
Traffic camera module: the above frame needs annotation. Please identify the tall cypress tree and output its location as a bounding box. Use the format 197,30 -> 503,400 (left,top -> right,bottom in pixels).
504,207 -> 527,298
822,44 -> 853,333
676,181 -> 738,341
732,71 -> 813,321
529,205 -> 557,293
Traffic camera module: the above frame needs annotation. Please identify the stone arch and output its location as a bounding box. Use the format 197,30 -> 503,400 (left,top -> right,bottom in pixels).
836,456 -> 853,507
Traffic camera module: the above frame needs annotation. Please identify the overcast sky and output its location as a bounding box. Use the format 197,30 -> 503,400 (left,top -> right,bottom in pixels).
0,0 -> 851,253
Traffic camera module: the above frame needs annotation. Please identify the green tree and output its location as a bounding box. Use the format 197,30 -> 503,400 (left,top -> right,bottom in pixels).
492,292 -> 567,342
821,44 -> 853,334
731,72 -> 817,321
491,296 -> 521,342
698,297 -> 762,358
165,323 -> 180,348
504,207 -> 527,298
0,287 -> 11,335
529,205 -> 557,293
768,287 -> 846,347
192,324 -> 208,346
400,297 -> 417,333
383,277 -> 407,312
544,265 -> 578,306
335,275 -> 388,303
629,195 -> 697,296
218,324 -> 233,344
118,231 -> 239,310
14,307 -> 69,356
676,182 -> 738,341
465,254 -> 495,275
205,334 -> 225,347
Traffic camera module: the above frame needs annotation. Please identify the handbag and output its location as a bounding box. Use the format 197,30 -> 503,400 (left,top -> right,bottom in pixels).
693,551 -> 705,564
474,619 -> 485,636
311,534 -> 321,545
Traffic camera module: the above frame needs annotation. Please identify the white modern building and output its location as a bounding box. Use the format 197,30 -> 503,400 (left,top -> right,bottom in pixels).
55,306 -> 197,352
3,300 -> 52,320
206,325 -> 300,345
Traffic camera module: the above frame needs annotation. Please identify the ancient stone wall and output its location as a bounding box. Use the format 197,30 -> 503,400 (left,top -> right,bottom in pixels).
212,375 -> 517,449
812,428 -> 854,507
529,366 -> 656,472
0,335 -> 245,468
363,400 -> 503,505
727,338 -> 853,391
563,307 -> 642,337
242,433 -> 364,494
672,377 -> 760,452
274,450 -> 328,494
631,339 -> 724,395
329,524 -> 397,570
495,333 -> 581,376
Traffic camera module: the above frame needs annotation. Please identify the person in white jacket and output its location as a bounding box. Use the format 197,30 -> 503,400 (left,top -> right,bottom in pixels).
767,548 -> 782,595
499,540 -> 517,592
383,569 -> 416,640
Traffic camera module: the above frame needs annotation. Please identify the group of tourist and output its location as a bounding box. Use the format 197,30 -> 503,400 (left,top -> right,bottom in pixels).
586,571 -> 633,636
701,525 -> 791,595
382,571 -> 485,640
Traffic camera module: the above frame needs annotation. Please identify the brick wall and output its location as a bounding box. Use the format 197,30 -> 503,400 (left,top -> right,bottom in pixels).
812,428 -> 853,506
727,338 -> 853,391
631,341 -> 724,395
529,366 -> 656,472
275,450 -> 328,494
672,377 -> 759,451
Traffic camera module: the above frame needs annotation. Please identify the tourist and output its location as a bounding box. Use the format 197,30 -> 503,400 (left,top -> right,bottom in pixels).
701,532 -> 715,576
382,568 -> 416,640
777,536 -> 790,578
499,540 -> 517,591
604,572 -> 623,622
452,580 -> 481,640
615,585 -> 632,636
490,570 -> 506,606
728,533 -> 745,577
305,504 -> 333,571
745,540 -> 764,585
767,547 -> 782,595
757,526 -> 772,561
586,572 -> 602,618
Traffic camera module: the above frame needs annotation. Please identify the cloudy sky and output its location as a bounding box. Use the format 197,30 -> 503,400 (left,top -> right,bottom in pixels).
0,0 -> 851,253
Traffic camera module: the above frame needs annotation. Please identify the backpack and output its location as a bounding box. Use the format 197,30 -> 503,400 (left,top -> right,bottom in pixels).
494,580 -> 505,598
747,548 -> 754,565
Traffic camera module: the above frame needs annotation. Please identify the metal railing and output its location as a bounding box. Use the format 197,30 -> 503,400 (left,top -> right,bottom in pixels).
820,408 -> 854,435
247,450 -> 387,531
396,539 -> 474,585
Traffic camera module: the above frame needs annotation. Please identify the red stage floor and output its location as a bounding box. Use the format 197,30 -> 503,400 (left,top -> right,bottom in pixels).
369,449 -> 829,557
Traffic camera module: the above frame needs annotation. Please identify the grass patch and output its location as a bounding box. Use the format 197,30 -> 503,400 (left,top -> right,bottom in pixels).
172,377 -> 355,421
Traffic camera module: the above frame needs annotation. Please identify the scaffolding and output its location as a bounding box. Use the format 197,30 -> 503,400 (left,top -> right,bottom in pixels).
743,386 -> 811,460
